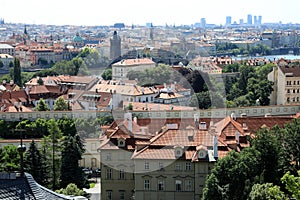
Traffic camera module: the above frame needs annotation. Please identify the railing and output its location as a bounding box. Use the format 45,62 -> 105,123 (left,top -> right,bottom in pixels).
1,104 -> 299,121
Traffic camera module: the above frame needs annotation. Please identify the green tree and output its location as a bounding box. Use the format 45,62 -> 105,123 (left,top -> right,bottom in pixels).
0,145 -> 20,172
35,98 -> 50,111
248,183 -> 287,200
251,127 -> 288,185
281,170 -> 300,200
41,119 -> 63,190
202,148 -> 262,200
24,140 -> 49,186
13,58 -> 22,86
60,134 -> 87,189
54,96 -> 69,111
101,68 -> 112,80
280,119 -> 300,171
190,91 -> 211,109
56,183 -> 85,196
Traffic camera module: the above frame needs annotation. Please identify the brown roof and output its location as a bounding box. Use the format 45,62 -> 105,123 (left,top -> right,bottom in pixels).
280,66 -> 300,77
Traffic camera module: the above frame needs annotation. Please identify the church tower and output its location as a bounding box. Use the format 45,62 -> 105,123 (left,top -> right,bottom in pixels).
110,31 -> 121,60
23,25 -> 30,45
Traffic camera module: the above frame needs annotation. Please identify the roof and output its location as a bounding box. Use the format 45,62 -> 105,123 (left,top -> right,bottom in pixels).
112,58 -> 155,66
279,65 -> 300,77
0,173 -> 74,200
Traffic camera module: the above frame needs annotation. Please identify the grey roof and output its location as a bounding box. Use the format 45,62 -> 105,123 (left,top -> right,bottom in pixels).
0,173 -> 74,200
0,44 -> 14,49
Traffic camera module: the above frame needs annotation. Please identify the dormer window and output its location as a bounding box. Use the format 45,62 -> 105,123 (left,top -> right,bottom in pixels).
118,138 -> 125,147
197,145 -> 208,159
174,145 -> 184,158
198,149 -> 207,159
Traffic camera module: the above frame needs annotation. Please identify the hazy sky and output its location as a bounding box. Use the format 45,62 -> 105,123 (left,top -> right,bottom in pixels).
1,0 -> 300,26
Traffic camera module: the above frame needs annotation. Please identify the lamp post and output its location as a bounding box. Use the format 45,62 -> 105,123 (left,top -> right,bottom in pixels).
16,128 -> 26,177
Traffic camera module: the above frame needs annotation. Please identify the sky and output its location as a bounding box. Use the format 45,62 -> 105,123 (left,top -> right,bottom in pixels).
1,0 -> 300,26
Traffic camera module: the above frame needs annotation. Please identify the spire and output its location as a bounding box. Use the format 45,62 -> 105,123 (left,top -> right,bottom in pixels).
24,25 -> 28,35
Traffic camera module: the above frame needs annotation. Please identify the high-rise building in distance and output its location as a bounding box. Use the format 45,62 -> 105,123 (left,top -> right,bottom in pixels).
201,18 -> 206,28
226,16 -> 232,26
247,14 -> 253,25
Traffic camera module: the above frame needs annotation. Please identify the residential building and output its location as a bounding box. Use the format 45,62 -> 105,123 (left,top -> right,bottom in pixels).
268,59 -> 300,105
98,113 -> 254,200
0,44 -> 14,56
0,53 -> 13,68
112,58 -> 156,80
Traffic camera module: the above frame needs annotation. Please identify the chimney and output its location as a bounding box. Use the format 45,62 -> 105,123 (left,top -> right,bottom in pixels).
199,122 -> 207,130
194,113 -> 199,129
133,116 -> 137,124
235,130 -> 240,144
213,134 -> 218,158
171,83 -> 175,92
124,112 -> 132,132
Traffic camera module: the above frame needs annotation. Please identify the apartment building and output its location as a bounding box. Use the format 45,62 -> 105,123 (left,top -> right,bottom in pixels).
268,59 -> 300,105
112,58 -> 156,80
0,44 -> 15,56
98,113 -> 251,200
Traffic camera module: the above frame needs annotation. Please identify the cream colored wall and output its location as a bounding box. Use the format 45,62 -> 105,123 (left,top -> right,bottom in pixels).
100,149 -> 135,200
277,67 -> 286,105
134,159 -> 197,200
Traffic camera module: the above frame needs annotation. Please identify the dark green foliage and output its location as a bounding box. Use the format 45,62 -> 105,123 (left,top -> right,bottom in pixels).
280,119 -> 300,171
203,119 -> 300,200
101,68 -> 112,80
223,63 -> 274,107
60,135 -> 87,189
54,96 -> 69,111
0,60 -> 3,68
35,98 -> 50,111
13,58 -> 22,86
33,69 -> 58,77
202,148 -> 262,200
24,140 -> 50,186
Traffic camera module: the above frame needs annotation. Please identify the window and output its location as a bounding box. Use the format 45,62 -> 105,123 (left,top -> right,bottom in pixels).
119,190 -> 125,200
106,152 -> 111,161
158,179 -> 164,191
145,162 -> 149,170
185,180 -> 192,191
91,143 -> 96,151
106,168 -> 112,180
106,190 -> 112,200
175,163 -> 181,171
287,89 -> 290,93
91,158 -> 96,168
144,179 -> 150,190
175,180 -> 182,192
158,162 -> 164,170
185,162 -> 191,171
118,139 -> 125,147
119,169 -> 125,180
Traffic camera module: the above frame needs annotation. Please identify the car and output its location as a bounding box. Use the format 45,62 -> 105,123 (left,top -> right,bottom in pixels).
82,168 -> 92,175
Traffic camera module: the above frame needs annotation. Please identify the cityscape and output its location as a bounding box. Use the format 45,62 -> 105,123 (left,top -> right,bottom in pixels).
0,10 -> 300,200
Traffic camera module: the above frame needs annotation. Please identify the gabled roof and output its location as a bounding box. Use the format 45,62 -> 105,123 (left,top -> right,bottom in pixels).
213,116 -> 245,136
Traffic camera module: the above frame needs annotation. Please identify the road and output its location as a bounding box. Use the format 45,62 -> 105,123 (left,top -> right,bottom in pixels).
84,178 -> 101,200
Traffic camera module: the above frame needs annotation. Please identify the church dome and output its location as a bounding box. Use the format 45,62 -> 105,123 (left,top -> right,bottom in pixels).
73,32 -> 83,42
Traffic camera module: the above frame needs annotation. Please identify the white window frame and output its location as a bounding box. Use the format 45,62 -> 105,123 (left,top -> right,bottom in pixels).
106,168 -> 112,180
144,179 -> 150,190
119,169 -> 125,180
